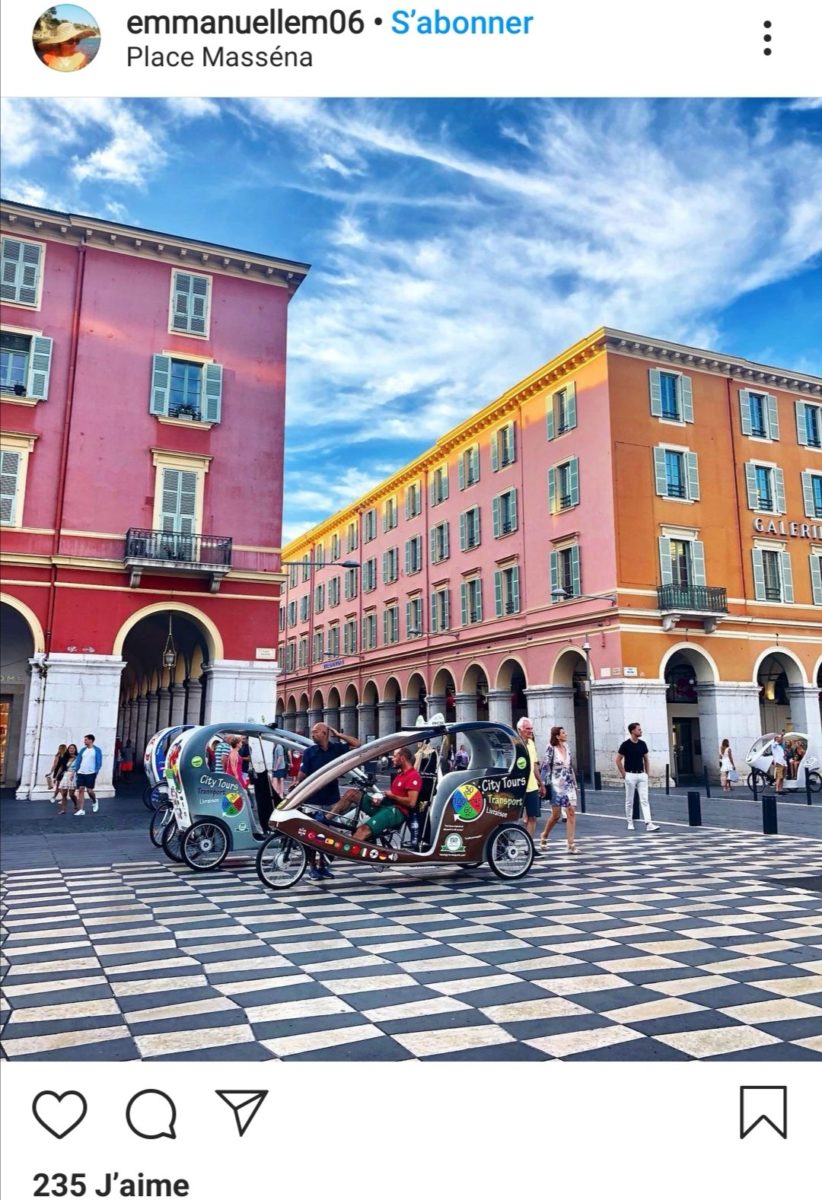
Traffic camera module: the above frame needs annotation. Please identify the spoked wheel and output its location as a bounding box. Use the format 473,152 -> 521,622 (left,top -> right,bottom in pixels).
256,832 -> 307,889
181,820 -> 230,871
807,770 -> 822,794
486,824 -> 534,880
747,768 -> 769,794
372,827 -> 403,871
149,801 -> 175,848
161,818 -> 184,863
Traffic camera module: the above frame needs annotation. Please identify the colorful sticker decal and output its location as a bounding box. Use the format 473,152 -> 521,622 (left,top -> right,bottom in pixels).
191,755 -> 203,767
237,822 -> 248,833
451,782 -> 485,822
516,756 -> 528,769
222,792 -> 244,816
443,832 -> 465,853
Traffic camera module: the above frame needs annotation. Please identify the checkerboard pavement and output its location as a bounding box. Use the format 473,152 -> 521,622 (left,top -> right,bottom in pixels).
2,828 -> 821,1061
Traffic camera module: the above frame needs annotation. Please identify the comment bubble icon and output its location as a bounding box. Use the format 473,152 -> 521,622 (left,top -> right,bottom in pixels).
126,1089 -> 177,1140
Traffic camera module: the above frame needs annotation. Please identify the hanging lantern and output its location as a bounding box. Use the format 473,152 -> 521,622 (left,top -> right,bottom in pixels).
162,614 -> 177,671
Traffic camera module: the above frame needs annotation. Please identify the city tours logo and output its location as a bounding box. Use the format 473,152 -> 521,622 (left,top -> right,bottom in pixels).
451,782 -> 485,822
33,5 -> 100,72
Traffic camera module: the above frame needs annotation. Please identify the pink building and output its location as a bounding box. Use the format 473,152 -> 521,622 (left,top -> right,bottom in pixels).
1,200 -> 308,796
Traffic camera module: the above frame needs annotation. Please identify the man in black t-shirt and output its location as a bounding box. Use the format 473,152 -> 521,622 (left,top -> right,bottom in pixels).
297,722 -> 361,879
615,722 -> 660,832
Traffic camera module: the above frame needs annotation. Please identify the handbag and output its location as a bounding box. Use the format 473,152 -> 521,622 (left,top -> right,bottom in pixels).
728,768 -> 739,783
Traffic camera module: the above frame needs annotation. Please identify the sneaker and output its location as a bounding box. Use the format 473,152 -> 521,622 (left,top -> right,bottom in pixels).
626,821 -> 635,831
307,866 -> 323,881
646,822 -> 661,832
320,866 -> 334,880
74,810 -> 86,817
92,797 -> 99,813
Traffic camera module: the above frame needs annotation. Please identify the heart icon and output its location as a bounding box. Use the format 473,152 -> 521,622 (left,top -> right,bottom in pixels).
32,1091 -> 88,1139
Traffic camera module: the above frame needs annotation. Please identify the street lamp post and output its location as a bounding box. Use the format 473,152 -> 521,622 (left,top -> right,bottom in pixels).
581,638 -> 596,788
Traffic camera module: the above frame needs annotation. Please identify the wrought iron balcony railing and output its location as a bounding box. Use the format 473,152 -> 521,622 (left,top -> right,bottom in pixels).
125,528 -> 232,592
657,584 -> 728,613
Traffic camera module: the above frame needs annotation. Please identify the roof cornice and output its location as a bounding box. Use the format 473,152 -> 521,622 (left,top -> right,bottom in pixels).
0,199 -> 310,295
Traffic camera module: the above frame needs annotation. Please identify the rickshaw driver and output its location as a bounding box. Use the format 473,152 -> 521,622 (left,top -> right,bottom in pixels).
297,723 -> 361,879
354,746 -> 422,844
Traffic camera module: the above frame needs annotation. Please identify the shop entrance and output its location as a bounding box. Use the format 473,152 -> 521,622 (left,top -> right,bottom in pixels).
671,716 -> 699,782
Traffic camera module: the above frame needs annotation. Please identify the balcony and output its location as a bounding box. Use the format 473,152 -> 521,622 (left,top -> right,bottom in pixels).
125,528 -> 232,592
657,584 -> 728,633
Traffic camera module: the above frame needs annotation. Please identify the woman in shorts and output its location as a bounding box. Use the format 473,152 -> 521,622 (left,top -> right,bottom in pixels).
57,745 -> 78,815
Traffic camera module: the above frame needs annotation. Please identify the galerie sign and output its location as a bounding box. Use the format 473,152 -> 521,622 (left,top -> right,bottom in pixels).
753,517 -> 822,539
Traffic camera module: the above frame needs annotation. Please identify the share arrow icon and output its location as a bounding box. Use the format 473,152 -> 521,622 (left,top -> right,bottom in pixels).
215,1090 -> 268,1137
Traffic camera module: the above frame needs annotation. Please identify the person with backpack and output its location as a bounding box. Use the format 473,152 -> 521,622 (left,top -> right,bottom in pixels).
538,726 -> 579,854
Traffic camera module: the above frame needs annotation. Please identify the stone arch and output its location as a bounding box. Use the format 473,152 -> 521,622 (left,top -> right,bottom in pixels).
286,695 -> 297,715
344,683 -> 359,708
405,671 -> 427,701
362,679 -> 379,707
113,601 -> 223,660
431,667 -> 456,722
327,687 -> 341,710
495,656 -> 528,691
659,642 -> 720,685
0,593 -> 45,654
751,647 -> 807,687
551,648 -> 586,688
311,688 -> 324,713
459,661 -> 490,722
383,676 -> 401,703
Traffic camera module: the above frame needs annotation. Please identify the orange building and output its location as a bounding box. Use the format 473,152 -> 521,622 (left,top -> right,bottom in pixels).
278,328 -> 822,784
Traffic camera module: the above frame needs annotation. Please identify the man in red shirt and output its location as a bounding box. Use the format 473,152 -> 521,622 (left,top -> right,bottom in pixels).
355,746 -> 421,842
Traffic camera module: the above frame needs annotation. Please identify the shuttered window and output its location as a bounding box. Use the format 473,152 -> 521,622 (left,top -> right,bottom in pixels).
362,612 -> 377,650
430,466 -> 449,505
405,481 -> 422,518
494,565 -> 521,616
430,521 -> 450,564
1,238 -> 44,307
491,422 -> 517,471
0,332 -> 53,401
739,389 -> 779,440
405,535 -> 423,574
0,449 -> 22,525
460,578 -> 483,625
430,588 -> 450,633
752,548 -> 793,603
170,271 -> 211,336
801,472 -> 822,519
809,555 -> 822,606
458,445 -> 480,489
343,618 -> 358,655
796,401 -> 822,448
460,506 -> 481,550
744,463 -> 785,514
159,468 -> 198,534
550,546 -> 581,601
406,596 -> 424,637
382,547 -> 399,583
546,382 -> 577,439
649,369 -> 694,423
150,355 -> 223,423
492,489 -> 518,537
383,497 -> 398,531
363,509 -> 377,541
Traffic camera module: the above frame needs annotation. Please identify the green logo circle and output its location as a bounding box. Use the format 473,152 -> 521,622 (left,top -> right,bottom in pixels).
516,756 -> 527,769
191,755 -> 203,767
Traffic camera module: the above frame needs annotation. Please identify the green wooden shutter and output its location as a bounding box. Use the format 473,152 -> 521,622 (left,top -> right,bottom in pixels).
680,375 -> 694,423
744,462 -> 759,509
766,394 -> 780,440
568,458 -> 580,506
475,579 -> 483,622
494,570 -> 503,617
405,540 -> 411,574
691,539 -> 706,586
795,402 -> 809,447
781,552 -> 794,603
490,431 -> 499,472
810,556 -> 822,606
441,469 -> 449,501
25,336 -> 53,400
492,496 -> 501,538
658,537 -> 673,585
406,601 -> 413,635
460,582 -> 468,625
653,447 -> 668,496
686,451 -> 700,500
383,609 -> 389,645
382,551 -> 388,582
511,565 -> 521,613
160,468 -> 197,534
0,450 -> 21,525
549,551 -> 559,601
458,454 -> 466,490
548,467 -> 557,513
739,390 -> 752,435
546,395 -> 555,441
773,467 -> 786,514
404,490 -> 411,520
203,359 -> 224,422
566,381 -> 577,431
470,446 -> 479,482
430,591 -> 439,634
459,512 -> 467,551
443,523 -> 449,558
752,548 -> 766,600
570,545 -> 581,597
649,369 -> 663,417
429,478 -> 436,507
150,354 -> 171,415
801,472 -> 816,518
172,272 -> 209,335
429,526 -> 437,562
507,423 -> 517,464
443,589 -> 450,629
509,490 -> 519,531
1,238 -> 42,305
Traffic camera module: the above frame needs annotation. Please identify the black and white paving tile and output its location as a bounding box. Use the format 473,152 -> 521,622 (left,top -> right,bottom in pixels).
2,829 -> 821,1061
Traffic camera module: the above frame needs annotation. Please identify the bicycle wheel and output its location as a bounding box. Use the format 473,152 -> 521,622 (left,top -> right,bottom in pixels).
256,832 -> 307,889
161,818 -> 184,863
149,801 -> 174,847
486,824 -> 534,880
181,821 -> 229,871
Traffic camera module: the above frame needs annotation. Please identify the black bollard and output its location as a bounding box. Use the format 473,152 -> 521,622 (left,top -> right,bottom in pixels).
703,765 -> 712,799
632,786 -> 640,822
665,764 -> 670,795
578,771 -> 586,813
594,770 -> 602,792
762,793 -> 778,834
751,768 -> 758,802
687,790 -> 702,827
806,771 -> 813,806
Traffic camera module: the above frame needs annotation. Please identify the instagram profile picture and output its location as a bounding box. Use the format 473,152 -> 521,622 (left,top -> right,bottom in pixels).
32,5 -> 100,72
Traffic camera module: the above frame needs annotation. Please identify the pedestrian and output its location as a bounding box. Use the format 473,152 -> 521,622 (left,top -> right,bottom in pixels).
454,744 -> 469,770
56,744 -> 78,814
73,734 -> 103,816
48,743 -> 70,802
615,722 -> 660,832
719,739 -> 736,791
538,726 -> 579,853
225,736 -> 247,787
297,722 -> 361,880
516,716 -> 546,847
771,732 -> 786,794
120,739 -> 134,777
271,740 -> 287,798
239,735 -> 252,781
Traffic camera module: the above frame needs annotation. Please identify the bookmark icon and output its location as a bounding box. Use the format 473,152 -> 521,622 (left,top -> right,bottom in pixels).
216,1090 -> 268,1137
739,1086 -> 788,1139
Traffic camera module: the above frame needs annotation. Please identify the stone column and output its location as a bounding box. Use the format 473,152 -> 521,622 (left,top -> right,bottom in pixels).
454,691 -> 478,724
185,676 -> 203,725
400,698 -> 421,728
787,685 -> 822,746
357,702 -> 376,740
200,659 -> 278,726
426,692 -> 447,721
338,704 -> 358,736
525,684 -> 575,760
146,690 -> 160,742
169,682 -> 187,727
17,653 -> 127,800
135,695 -> 150,760
486,688 -> 513,728
324,702 -> 341,730
283,711 -> 297,734
307,707 -> 323,730
377,700 -> 396,737
125,699 -> 137,744
696,683 -> 761,781
116,704 -> 126,741
591,679 -> 669,785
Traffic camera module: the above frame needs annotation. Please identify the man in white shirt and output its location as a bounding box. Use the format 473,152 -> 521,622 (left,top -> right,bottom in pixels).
771,733 -> 787,794
74,733 -> 103,816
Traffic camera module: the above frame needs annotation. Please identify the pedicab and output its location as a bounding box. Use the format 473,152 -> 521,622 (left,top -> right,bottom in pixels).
745,731 -> 822,794
143,724 -> 196,809
255,720 -> 534,889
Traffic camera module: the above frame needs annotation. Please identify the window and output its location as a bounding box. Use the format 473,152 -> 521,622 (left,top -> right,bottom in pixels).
287,600 -> 297,627
285,642 -> 296,672
430,520 -> 450,564
300,595 -> 309,622
170,271 -> 211,337
301,554 -> 311,583
752,547 -> 794,603
494,565 -> 521,616
0,331 -> 53,401
405,481 -> 422,518
1,237 -> 44,307
278,607 -> 286,633
346,520 -> 359,552
298,636 -> 309,667
546,382 -> 577,439
430,587 -> 451,633
460,506 -> 481,550
493,488 -> 518,537
550,545 -> 581,601
0,433 -> 36,527
313,544 -> 325,571
430,465 -> 449,505
343,617 -> 358,655
460,577 -> 483,625
383,604 -> 400,645
313,630 -> 324,663
658,535 -> 706,589
327,624 -> 340,658
362,557 -> 377,591
288,563 -> 299,587
363,508 -> 377,541
382,546 -> 399,584
653,448 -> 700,501
150,354 -> 223,423
405,534 -> 423,575
810,553 -> 822,606
344,565 -> 359,599
314,583 -> 325,613
329,532 -> 341,561
406,595 -> 424,637
328,576 -> 341,607
383,496 -> 398,531
802,472 -> 822,519
491,422 -> 517,470
739,389 -> 779,440
745,463 -> 785,514
159,467 -> 198,536
362,611 -> 377,650
458,445 -> 480,489
796,401 -> 822,449
649,368 -> 694,423
548,458 -> 580,512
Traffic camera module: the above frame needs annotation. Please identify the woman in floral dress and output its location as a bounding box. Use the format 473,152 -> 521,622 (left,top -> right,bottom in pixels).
538,726 -> 579,853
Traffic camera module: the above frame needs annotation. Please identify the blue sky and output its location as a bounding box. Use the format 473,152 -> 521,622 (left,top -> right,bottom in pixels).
2,97 -> 821,541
